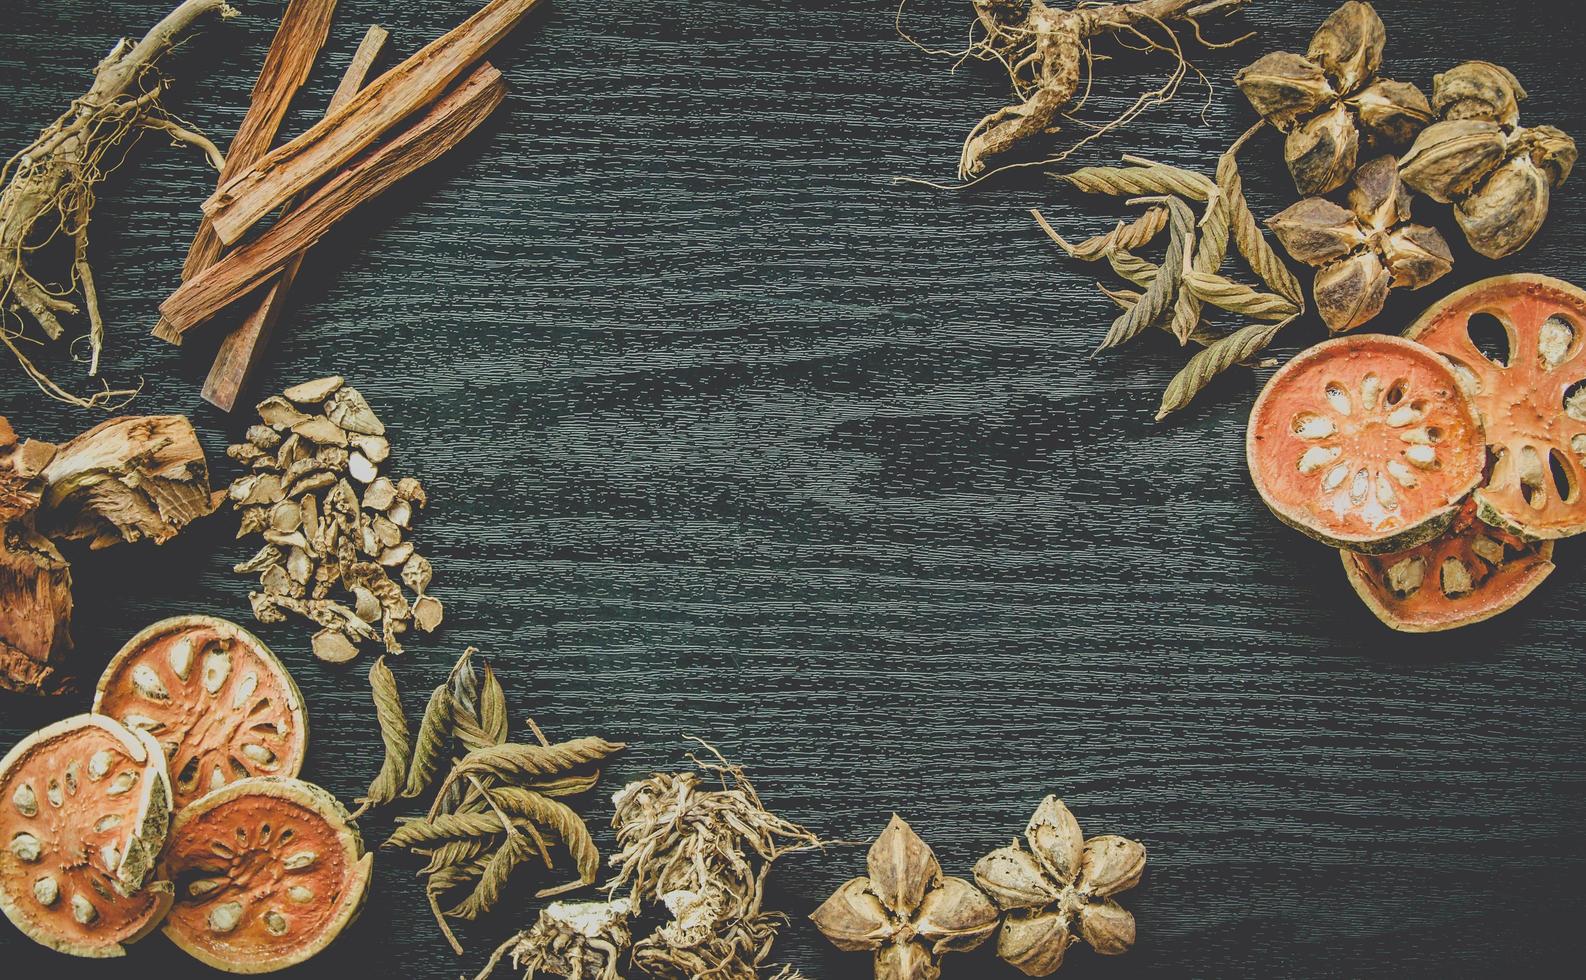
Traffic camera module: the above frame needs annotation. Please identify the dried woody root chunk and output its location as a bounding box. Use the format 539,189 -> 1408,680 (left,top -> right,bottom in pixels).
1,415 -> 218,695
227,378 -> 442,662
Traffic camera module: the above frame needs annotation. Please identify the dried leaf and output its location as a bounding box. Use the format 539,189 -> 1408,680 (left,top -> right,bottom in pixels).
356,656 -> 411,815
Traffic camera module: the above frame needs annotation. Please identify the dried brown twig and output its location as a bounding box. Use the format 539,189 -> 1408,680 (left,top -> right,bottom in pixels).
0,0 -> 236,407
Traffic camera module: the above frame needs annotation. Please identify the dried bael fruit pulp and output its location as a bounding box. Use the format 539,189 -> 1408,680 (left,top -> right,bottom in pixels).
1404,274 -> 1586,539
160,776 -> 372,974
1247,334 -> 1484,553
0,714 -> 173,957
93,615 -> 307,811
1342,498 -> 1554,632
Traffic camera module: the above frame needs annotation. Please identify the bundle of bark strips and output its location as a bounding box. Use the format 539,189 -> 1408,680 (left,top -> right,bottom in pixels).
156,0 -> 544,411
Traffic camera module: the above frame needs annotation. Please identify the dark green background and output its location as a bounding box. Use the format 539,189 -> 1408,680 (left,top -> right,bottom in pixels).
3,1 -> 1585,976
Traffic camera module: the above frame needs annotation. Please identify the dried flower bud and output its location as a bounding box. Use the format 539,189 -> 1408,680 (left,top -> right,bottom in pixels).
876,940 -> 937,980
1456,155 -> 1551,259
1078,836 -> 1147,897
1235,51 -> 1334,130
1349,78 -> 1432,146
1346,154 -> 1412,231
1315,251 -> 1391,332
997,911 -> 1072,977
811,878 -> 892,951
1286,102 -> 1361,195
913,877 -> 999,954
1268,197 -> 1366,266
1076,901 -> 1136,956
974,845 -> 1060,910
1400,119 -> 1507,203
1433,61 -> 1526,127
1024,795 -> 1084,885
1306,1 -> 1386,95
1518,125 -> 1578,186
1382,224 -> 1454,289
869,814 -> 939,916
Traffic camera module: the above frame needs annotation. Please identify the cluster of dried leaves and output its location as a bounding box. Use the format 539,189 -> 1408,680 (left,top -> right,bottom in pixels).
1,414 -> 218,694
0,0 -> 234,408
226,376 -> 441,663
1040,139 -> 1305,420
360,648 -> 624,955
813,799 -> 1145,978
477,743 -> 821,980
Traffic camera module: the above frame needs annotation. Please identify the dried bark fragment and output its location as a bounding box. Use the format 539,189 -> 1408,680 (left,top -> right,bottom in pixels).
37,416 -> 219,549
1,415 -> 216,694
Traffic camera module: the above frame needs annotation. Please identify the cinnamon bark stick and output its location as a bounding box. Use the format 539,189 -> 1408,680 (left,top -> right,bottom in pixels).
201,24 -> 389,411
203,0 -> 542,245
153,0 -> 338,345
161,63 -> 505,333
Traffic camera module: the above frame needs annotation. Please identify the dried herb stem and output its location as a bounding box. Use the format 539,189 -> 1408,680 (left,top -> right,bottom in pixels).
1156,314 -> 1296,421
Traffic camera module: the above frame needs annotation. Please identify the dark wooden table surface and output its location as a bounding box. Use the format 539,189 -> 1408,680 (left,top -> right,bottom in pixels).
3,1 -> 1585,977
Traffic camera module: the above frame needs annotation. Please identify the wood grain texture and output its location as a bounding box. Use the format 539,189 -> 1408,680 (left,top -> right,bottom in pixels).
3,1 -> 1586,977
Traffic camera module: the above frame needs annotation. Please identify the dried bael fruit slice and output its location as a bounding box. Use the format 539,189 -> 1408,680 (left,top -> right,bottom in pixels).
1404,274 -> 1586,539
1342,499 -> 1555,631
0,714 -> 173,957
94,616 -> 307,811
161,777 -> 372,973
1248,334 -> 1485,553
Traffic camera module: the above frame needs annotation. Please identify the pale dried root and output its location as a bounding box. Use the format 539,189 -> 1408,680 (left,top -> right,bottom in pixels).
0,0 -> 236,407
946,0 -> 1251,179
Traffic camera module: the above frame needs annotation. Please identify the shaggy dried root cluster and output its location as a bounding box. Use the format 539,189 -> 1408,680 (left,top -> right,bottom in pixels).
604,744 -> 822,979
0,0 -> 234,407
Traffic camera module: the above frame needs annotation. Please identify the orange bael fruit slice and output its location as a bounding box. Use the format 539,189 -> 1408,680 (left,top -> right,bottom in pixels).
1405,274 -> 1586,539
1342,498 -> 1555,631
0,714 -> 173,957
161,776 -> 372,973
1248,334 -> 1486,553
94,616 -> 307,811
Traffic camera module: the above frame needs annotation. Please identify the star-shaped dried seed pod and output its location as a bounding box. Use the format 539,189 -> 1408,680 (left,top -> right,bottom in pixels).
811,815 -> 998,980
973,797 -> 1145,976
1401,61 -> 1578,258
1235,2 -> 1430,195
1268,155 -> 1452,333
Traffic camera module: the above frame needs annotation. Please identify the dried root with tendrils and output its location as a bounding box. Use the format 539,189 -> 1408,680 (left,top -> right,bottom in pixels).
0,0 -> 235,407
910,0 -> 1253,181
